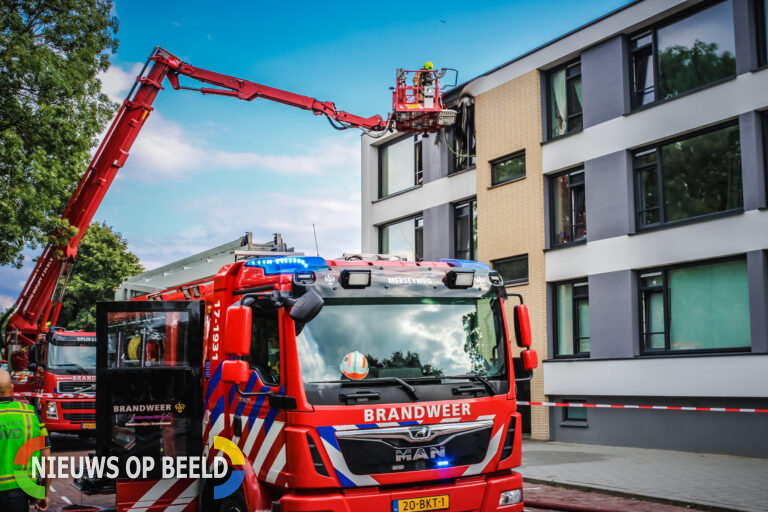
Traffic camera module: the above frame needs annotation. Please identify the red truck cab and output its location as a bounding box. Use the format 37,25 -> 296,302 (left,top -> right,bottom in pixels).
27,330 -> 97,433
90,256 -> 537,511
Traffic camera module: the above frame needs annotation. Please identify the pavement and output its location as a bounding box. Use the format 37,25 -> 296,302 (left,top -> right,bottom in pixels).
520,439 -> 768,512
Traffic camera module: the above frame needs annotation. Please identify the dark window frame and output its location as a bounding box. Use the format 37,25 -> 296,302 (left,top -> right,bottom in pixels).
547,59 -> 583,140
377,134 -> 421,199
549,166 -> 587,248
756,0 -> 768,67
553,279 -> 590,359
638,255 -> 751,356
491,150 -> 526,186
628,0 -> 738,111
491,254 -> 528,286
453,198 -> 477,260
378,214 -> 424,261
632,120 -> 743,231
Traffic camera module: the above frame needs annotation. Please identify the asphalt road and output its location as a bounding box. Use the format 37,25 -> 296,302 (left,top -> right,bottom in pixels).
42,436 -> 698,512
47,434 -> 115,512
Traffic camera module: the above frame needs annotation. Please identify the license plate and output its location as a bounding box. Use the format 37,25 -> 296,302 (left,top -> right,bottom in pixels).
393,495 -> 449,512
82,423 -> 96,429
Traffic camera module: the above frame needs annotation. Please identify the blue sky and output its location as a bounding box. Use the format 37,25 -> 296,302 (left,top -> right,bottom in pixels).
0,0 -> 631,309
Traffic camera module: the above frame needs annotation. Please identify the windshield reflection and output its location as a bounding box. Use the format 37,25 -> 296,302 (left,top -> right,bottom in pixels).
296,298 -> 505,384
48,343 -> 96,370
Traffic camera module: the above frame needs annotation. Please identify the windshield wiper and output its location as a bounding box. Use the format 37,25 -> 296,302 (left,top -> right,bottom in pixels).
56,363 -> 89,374
312,377 -> 419,400
444,374 -> 497,395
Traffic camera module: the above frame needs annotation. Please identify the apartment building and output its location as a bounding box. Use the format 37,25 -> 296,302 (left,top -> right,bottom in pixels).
361,0 -> 768,457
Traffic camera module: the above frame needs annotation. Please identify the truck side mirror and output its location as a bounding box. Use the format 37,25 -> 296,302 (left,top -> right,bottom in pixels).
513,304 -> 532,348
224,305 -> 251,356
221,360 -> 249,385
522,349 -> 538,371
289,290 -> 324,324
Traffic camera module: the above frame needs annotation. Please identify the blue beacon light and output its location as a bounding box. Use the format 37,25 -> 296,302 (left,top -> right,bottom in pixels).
436,460 -> 451,467
245,256 -> 327,275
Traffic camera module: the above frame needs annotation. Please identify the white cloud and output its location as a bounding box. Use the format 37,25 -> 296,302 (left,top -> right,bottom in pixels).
98,62 -> 143,103
95,62 -> 362,181
125,114 -> 360,180
0,294 -> 15,311
131,187 -> 362,272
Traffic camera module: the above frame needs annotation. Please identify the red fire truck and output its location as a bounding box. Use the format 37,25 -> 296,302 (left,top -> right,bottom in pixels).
0,46 -> 454,433
87,254 -> 537,512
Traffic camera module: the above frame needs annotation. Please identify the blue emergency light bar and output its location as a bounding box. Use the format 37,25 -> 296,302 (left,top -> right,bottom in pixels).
245,256 -> 328,275
441,259 -> 490,270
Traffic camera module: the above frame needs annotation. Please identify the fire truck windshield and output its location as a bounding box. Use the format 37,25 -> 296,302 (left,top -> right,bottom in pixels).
297,297 -> 508,403
48,339 -> 96,373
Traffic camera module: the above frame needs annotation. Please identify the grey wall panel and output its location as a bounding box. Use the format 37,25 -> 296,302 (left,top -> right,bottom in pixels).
581,36 -> 629,128
587,270 -> 638,359
422,132 -> 447,185
548,395 -> 768,457
584,150 -> 632,242
422,203 -> 451,261
734,0 -> 758,75
747,250 -> 768,353
740,111 -> 767,211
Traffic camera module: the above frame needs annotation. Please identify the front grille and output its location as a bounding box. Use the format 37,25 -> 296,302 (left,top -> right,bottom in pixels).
61,401 -> 95,410
63,413 -> 96,422
58,382 -> 96,393
336,420 -> 492,475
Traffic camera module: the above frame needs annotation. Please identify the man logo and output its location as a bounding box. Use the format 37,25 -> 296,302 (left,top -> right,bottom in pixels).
213,436 -> 245,499
174,402 -> 186,414
409,426 -> 431,440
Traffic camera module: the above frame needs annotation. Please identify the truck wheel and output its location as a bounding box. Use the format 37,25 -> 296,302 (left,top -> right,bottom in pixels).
217,494 -> 246,512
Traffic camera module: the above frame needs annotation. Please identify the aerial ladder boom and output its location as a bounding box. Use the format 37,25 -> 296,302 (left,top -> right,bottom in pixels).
2,46 -> 401,347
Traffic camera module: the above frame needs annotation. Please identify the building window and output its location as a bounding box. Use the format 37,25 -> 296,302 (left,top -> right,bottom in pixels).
454,199 -> 477,260
758,0 -> 768,66
450,98 -> 476,173
548,60 -> 582,138
414,140 -> 423,186
491,150 -> 526,186
562,400 -> 588,424
380,215 -> 423,261
550,167 -> 586,247
554,280 -> 590,357
379,136 -> 420,198
630,0 -> 736,109
634,122 -> 742,229
492,255 -> 528,286
639,258 -> 750,353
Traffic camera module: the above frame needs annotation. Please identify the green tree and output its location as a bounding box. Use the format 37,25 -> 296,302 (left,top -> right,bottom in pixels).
57,222 -> 143,330
0,0 -> 119,267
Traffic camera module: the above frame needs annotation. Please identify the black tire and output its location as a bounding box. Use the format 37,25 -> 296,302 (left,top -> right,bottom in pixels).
217,493 -> 247,512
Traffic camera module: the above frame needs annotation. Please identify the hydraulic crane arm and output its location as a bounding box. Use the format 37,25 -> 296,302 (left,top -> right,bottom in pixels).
2,47 -> 390,346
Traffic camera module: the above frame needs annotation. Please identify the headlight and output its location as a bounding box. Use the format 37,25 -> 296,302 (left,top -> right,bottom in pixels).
499,489 -> 523,507
46,401 -> 58,420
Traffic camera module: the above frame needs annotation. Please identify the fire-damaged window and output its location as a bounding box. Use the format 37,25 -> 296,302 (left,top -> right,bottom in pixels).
449,96 -> 476,173
248,306 -> 280,385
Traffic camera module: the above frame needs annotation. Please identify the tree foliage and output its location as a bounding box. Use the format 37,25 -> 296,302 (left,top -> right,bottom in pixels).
57,222 -> 143,330
0,0 -> 119,267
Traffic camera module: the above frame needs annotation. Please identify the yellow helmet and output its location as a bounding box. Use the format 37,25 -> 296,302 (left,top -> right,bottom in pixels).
424,61 -> 434,70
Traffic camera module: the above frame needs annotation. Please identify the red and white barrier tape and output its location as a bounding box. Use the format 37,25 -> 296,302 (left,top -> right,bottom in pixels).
12,392 -> 95,400
518,401 -> 768,414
